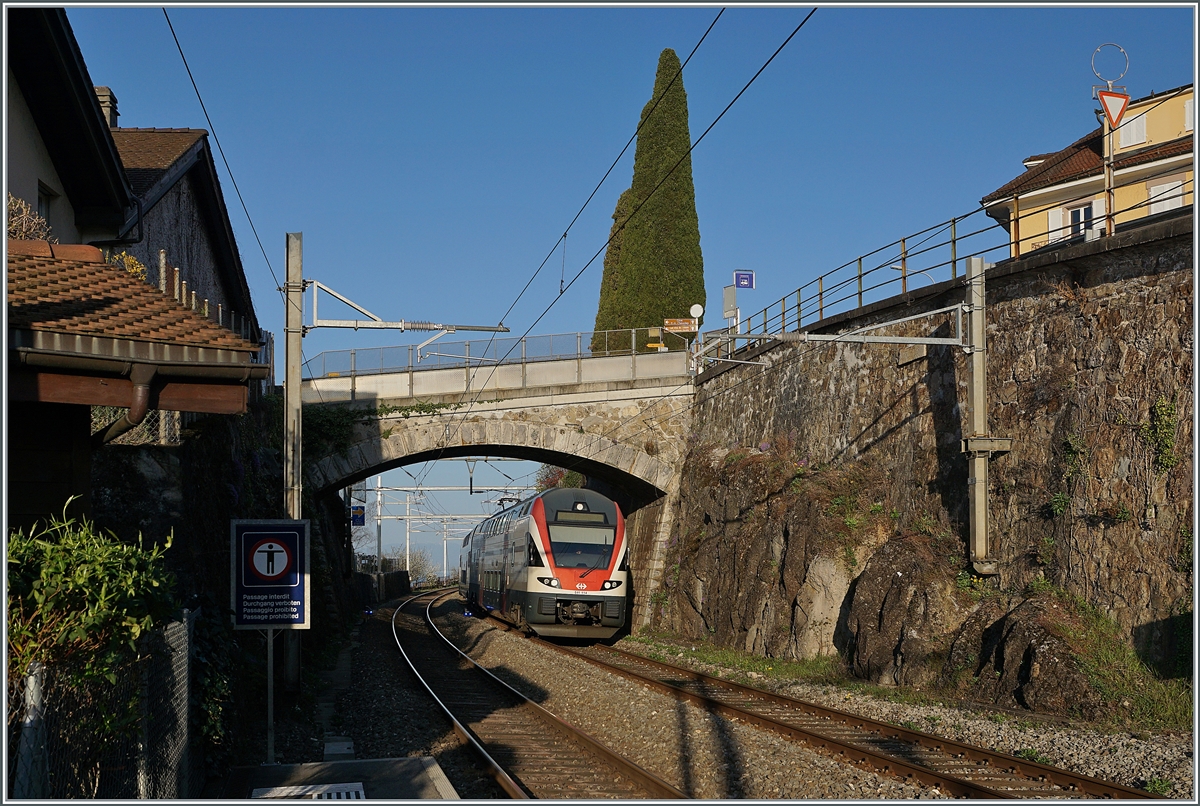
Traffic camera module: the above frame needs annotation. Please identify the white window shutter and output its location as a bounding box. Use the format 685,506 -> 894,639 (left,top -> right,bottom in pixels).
1185,99 -> 1194,133
1088,197 -> 1105,240
1047,207 -> 1063,243
1149,180 -> 1183,215
1119,113 -> 1146,147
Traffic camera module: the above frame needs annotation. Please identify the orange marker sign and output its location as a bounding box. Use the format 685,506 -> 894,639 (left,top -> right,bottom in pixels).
1098,90 -> 1130,129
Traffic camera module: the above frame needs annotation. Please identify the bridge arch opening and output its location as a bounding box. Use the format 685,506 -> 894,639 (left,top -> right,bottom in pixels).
312,443 -> 664,517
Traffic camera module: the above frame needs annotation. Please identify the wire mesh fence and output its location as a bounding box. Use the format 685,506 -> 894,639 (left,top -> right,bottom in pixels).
90,407 -> 182,446
6,610 -> 202,799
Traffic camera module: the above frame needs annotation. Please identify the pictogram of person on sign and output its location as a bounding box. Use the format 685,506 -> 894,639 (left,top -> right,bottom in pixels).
258,543 -> 283,574
248,536 -> 295,583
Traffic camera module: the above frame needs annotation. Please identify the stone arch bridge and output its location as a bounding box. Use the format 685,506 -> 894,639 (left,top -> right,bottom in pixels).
301,341 -> 695,627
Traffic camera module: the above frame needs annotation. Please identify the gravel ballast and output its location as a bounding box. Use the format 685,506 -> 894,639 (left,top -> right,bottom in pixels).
613,640 -> 1195,800
289,597 -> 1192,800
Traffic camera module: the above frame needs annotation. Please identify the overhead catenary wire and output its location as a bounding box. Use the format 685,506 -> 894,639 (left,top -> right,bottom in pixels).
415,8 -> 819,490
162,8 -> 279,304
163,7 -> 331,407
412,6 -> 724,486
493,95 -> 1197,491
416,156 -> 1191,499
412,9 -> 816,491
514,182 -> 1197,488
510,179 -> 1196,489
491,7 -> 726,331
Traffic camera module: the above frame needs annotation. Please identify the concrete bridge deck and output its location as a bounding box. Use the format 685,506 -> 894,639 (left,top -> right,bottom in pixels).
301,333 -> 693,406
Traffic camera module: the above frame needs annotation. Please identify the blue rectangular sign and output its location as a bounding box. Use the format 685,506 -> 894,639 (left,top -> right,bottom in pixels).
734,270 -> 755,289
351,505 -> 365,527
231,520 -> 310,629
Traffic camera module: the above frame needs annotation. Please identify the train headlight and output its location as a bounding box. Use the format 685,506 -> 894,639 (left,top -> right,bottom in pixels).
601,580 -> 622,590
536,576 -> 561,588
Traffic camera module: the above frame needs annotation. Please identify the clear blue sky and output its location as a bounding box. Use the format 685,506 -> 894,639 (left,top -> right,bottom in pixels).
67,3 -> 1195,565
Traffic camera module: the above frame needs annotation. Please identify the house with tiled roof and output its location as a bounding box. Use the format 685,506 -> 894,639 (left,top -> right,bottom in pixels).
109,126 -> 261,342
7,240 -> 269,528
6,8 -> 269,529
981,84 -> 1193,257
7,8 -> 135,243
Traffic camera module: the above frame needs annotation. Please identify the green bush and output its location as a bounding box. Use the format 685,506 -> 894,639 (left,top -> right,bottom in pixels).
1144,778 -> 1173,796
1138,396 -> 1178,473
1014,748 -> 1052,765
7,504 -> 176,736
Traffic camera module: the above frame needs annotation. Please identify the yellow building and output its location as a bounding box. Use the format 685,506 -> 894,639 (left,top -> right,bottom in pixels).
982,84 -> 1193,257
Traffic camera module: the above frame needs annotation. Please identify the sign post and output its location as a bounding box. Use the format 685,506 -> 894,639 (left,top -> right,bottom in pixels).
232,519 -> 310,764
663,318 -> 698,333
1092,44 -> 1129,240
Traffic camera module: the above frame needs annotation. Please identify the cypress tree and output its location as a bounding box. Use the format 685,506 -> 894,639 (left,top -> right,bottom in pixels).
592,48 -> 705,352
591,188 -> 633,353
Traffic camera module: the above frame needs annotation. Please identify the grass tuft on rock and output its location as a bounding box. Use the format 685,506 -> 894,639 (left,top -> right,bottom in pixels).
1036,586 -> 1193,730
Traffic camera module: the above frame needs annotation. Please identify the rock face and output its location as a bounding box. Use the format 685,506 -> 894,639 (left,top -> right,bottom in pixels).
655,219 -> 1192,712
845,535 -> 966,687
940,595 -> 1105,719
660,443 -> 906,661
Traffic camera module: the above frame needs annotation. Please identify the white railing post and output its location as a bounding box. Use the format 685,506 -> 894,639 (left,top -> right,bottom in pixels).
630,329 -> 637,378
13,661 -> 48,799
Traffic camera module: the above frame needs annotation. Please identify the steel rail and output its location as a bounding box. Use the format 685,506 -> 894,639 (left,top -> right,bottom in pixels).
567,640 -> 1156,800
480,611 -> 1154,800
391,591 -> 527,798
393,591 -> 686,799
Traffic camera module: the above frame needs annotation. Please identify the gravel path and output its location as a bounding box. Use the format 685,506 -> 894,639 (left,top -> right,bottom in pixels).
276,596 -> 1193,800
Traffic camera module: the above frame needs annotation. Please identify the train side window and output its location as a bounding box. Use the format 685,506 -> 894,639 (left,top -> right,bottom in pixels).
526,534 -> 544,567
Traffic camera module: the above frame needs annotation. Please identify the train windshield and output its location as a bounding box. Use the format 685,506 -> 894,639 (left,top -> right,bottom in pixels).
546,524 -> 615,569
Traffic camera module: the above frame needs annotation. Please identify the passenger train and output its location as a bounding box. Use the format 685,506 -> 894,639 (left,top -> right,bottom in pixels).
458,487 -> 628,639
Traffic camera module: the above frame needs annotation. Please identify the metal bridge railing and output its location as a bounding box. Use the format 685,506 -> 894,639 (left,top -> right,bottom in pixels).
304,166 -> 1190,382
302,327 -> 692,380
725,164 -> 1193,344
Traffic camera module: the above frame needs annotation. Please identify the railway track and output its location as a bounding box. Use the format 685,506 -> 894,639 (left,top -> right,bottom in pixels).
390,590 -> 685,799
489,623 -> 1155,800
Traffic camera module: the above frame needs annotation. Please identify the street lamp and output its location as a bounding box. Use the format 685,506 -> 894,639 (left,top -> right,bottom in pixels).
890,265 -> 937,287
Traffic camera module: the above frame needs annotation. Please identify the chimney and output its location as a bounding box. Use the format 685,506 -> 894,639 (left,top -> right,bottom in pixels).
94,86 -> 119,128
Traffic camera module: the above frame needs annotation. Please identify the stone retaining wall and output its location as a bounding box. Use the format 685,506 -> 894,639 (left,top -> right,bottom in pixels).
659,216 -> 1192,671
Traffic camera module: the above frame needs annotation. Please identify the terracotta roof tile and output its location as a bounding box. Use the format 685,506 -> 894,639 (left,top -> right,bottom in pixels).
1113,135 -> 1194,169
982,128 -> 1103,204
7,240 -> 258,352
983,130 -> 1193,204
111,128 -> 205,169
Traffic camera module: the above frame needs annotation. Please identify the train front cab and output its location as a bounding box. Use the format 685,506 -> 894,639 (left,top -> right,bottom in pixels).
515,488 -> 627,639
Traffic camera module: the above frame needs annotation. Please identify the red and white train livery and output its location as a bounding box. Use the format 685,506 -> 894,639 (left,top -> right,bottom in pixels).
458,487 -> 628,638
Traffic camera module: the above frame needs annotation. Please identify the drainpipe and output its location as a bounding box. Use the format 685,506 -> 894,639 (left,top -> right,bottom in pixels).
93,364 -> 156,445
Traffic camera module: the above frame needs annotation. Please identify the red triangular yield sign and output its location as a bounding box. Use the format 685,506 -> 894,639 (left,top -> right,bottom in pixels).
1098,90 -> 1130,129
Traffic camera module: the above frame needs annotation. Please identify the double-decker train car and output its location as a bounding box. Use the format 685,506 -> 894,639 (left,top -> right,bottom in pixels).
458,487 -> 628,638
